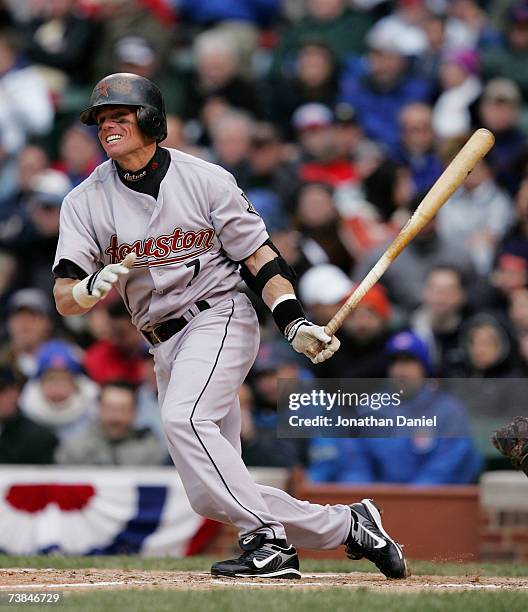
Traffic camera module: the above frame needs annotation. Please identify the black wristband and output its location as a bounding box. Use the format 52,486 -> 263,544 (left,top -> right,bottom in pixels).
272,298 -> 305,334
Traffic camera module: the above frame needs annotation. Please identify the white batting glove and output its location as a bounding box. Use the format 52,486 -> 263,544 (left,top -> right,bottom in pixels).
286,318 -> 341,364
72,253 -> 136,308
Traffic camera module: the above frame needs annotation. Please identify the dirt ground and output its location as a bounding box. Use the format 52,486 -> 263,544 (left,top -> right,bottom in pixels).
1,569 -> 527,592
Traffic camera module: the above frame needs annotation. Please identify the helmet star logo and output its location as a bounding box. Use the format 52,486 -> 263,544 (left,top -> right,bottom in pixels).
95,82 -> 110,99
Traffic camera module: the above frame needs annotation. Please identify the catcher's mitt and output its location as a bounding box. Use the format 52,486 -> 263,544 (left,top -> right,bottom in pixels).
492,417 -> 528,475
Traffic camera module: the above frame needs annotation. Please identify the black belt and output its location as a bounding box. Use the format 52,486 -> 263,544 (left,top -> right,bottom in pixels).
142,300 -> 210,345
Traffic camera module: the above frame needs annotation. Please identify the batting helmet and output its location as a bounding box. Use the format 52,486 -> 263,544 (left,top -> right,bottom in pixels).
80,73 -> 167,142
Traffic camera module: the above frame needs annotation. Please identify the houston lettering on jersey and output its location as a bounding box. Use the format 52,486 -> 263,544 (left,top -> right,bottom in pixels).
105,227 -> 215,267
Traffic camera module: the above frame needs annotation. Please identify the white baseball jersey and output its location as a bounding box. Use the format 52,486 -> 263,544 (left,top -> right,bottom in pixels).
53,148 -> 269,331
53,145 -> 352,551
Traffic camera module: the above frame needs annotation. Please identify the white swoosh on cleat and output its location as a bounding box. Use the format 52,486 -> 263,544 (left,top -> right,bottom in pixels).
357,523 -> 387,549
253,551 -> 282,569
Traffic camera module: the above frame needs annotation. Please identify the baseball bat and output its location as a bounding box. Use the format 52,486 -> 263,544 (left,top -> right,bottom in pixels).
307,128 -> 495,358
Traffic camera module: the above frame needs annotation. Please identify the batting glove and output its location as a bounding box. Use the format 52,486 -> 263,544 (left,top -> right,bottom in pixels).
72,253 -> 136,308
286,318 -> 341,364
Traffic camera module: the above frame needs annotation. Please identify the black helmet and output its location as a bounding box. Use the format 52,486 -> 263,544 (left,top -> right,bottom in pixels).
80,73 -> 167,142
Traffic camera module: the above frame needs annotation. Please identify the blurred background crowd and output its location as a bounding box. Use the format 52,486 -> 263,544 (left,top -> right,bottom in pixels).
0,0 -> 527,484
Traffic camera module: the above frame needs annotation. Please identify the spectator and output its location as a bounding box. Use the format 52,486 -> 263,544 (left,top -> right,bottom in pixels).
0,366 -> 57,464
474,252 -> 528,317
432,49 -> 481,140
271,0 -> 374,76
112,35 -> 158,80
0,289 -> 54,381
209,110 -> 253,180
294,182 -> 355,272
299,264 -> 393,378
419,12 -> 447,85
362,159 -> 415,223
437,154 -> 513,275
355,198 -> 475,313
446,0 -> 502,51
339,25 -> 431,153
239,122 -> 301,214
0,144 -> 49,222
0,169 -> 71,296
83,300 -> 146,386
411,265 -> 469,376
293,103 -> 359,188
24,0 -> 99,87
162,114 -> 204,158
110,36 -> 187,117
269,40 -> 340,139
394,103 -> 443,194
240,382 -> 300,467
477,78 -> 528,195
508,287 -> 528,338
369,0 -> 428,57
0,29 -> 54,157
90,0 -> 172,83
333,102 -> 365,162
184,30 -> 262,122
178,0 -> 280,72
481,2 -> 528,100
19,340 -> 97,442
55,380 -> 165,465
458,313 -> 523,378
496,176 -> 528,265
247,341 -> 307,466
308,331 -> 482,484
53,123 -> 103,187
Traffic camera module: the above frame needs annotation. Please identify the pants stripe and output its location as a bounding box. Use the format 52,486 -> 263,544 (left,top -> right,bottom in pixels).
188,298 -> 276,539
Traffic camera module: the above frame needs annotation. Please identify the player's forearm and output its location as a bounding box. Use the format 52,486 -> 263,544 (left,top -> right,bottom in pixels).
244,245 -> 295,309
53,278 -> 92,316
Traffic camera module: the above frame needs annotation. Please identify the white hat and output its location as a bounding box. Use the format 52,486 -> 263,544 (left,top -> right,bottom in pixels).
30,170 -> 72,206
299,265 -> 353,307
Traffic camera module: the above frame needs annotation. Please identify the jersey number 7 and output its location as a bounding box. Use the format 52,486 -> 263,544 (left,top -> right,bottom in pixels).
185,258 -> 201,287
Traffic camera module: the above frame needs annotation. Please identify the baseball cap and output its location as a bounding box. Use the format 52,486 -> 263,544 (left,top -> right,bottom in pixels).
299,265 -> 353,307
482,78 -> 521,105
7,289 -> 53,317
386,331 -> 432,374
442,49 -> 479,75
366,24 -> 407,55
356,284 -> 392,321
29,170 -> 72,207
115,36 -> 156,67
35,340 -> 82,378
292,103 -> 333,132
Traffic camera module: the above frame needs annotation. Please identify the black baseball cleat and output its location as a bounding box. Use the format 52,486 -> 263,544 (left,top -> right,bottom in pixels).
345,498 -> 408,579
211,534 -> 301,579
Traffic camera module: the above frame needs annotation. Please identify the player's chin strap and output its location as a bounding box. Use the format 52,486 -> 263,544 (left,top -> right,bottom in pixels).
239,239 -> 306,334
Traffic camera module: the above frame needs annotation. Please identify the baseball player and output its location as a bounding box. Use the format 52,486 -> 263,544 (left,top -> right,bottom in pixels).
53,73 -> 407,580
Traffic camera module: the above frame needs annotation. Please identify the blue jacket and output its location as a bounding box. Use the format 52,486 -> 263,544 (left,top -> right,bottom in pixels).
392,146 -> 443,195
308,387 -> 482,485
178,0 -> 280,26
339,57 -> 432,154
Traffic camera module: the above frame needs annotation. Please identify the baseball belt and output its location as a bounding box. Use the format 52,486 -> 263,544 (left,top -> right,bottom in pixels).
142,300 -> 210,345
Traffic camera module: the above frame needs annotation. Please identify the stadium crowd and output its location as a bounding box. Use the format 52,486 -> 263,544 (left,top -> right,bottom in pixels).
0,0 -> 527,484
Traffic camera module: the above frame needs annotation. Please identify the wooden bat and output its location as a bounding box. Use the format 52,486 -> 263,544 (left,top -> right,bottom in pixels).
307,128 -> 495,358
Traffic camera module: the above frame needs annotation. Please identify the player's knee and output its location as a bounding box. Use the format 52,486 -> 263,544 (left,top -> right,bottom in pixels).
161,412 -> 217,443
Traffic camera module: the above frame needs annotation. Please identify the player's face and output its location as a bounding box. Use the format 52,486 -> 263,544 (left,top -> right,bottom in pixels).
95,105 -> 150,161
